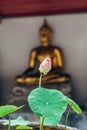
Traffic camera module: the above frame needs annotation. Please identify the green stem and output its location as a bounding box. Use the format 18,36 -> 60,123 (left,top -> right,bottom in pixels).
40,117 -> 44,130
39,73 -> 43,88
64,106 -> 71,130
8,114 -> 11,130
39,73 -> 44,130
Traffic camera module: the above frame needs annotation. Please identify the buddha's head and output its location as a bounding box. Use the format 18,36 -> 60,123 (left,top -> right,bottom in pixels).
39,19 -> 52,47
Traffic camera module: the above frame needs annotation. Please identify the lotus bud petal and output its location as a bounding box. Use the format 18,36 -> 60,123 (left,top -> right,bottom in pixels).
39,58 -> 51,74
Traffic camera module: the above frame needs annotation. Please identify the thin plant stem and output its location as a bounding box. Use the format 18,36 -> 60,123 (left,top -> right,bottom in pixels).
40,117 -> 44,130
8,114 -> 11,130
39,73 -> 43,88
64,106 -> 71,130
56,125 -> 60,130
39,73 -> 44,130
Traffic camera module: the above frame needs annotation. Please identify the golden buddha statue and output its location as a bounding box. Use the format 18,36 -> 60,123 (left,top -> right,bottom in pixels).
16,19 -> 71,85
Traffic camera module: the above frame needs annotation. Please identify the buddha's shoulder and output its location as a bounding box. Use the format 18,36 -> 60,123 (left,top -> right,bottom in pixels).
51,45 -> 62,52
31,46 -> 42,52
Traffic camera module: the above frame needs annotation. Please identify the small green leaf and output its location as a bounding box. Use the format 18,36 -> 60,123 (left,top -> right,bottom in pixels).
3,116 -> 31,126
67,98 -> 82,114
0,105 -> 24,117
28,88 -> 67,119
16,125 -> 32,130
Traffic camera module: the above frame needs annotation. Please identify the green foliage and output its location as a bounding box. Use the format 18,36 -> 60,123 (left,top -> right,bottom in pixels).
3,116 -> 31,126
0,57 -> 82,129
16,125 -> 32,130
67,97 -> 82,114
44,114 -> 62,126
0,105 -> 24,117
28,87 -> 67,125
28,87 -> 82,126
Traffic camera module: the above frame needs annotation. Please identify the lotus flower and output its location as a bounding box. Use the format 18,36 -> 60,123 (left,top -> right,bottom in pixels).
39,58 -> 51,74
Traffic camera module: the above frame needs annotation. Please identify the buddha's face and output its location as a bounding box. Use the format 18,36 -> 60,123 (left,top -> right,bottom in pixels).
39,28 -> 52,47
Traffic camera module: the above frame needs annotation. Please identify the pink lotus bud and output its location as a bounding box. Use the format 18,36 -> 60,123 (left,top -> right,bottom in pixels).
39,58 -> 51,74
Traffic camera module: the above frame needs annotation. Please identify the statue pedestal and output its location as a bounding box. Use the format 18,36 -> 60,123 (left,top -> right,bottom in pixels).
8,82 -> 72,112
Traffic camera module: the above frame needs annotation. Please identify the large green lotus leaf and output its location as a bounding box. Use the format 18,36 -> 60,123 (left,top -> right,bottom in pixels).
28,88 -> 67,118
0,105 -> 24,117
3,116 -> 31,126
67,97 -> 82,114
44,114 -> 62,126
